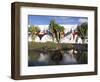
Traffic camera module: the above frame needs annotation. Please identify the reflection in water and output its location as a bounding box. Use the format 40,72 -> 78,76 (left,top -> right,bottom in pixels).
28,49 -> 78,66
60,53 -> 77,64
38,53 -> 49,63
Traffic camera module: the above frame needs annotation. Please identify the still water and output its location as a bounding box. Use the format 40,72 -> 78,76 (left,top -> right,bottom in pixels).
28,49 -> 78,66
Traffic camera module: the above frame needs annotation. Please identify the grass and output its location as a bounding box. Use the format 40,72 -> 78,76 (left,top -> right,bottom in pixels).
28,41 -> 74,50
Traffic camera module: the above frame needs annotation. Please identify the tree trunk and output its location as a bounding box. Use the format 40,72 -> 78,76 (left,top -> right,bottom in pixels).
56,42 -> 61,50
82,39 -> 85,44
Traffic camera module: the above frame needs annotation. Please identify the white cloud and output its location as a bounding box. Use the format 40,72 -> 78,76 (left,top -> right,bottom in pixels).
79,18 -> 88,23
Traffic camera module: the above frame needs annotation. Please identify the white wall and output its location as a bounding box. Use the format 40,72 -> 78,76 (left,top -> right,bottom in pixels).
0,0 -> 100,82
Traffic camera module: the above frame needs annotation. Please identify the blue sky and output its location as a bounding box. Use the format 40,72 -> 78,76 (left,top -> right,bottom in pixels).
28,15 -> 88,25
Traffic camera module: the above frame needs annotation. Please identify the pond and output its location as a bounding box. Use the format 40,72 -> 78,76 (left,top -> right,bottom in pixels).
28,48 -> 87,66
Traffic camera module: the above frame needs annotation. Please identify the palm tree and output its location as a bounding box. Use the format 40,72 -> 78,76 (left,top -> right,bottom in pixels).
49,19 -> 66,64
49,20 -> 56,42
28,25 -> 40,42
77,22 -> 88,43
49,19 -> 65,49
